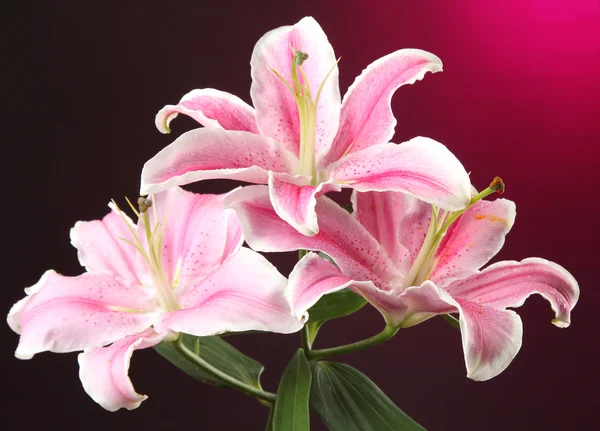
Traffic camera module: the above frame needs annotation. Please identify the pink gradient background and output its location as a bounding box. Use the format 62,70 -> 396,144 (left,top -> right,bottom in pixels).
4,0 -> 599,429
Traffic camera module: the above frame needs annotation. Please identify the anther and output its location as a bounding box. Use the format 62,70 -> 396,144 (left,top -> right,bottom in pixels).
490,177 -> 505,194
138,197 -> 152,213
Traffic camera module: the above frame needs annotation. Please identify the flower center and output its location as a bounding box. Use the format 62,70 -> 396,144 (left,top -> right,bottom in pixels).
114,197 -> 179,312
402,177 -> 505,289
271,50 -> 338,184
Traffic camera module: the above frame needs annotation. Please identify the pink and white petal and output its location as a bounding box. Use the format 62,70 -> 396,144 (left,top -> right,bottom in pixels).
78,330 -> 168,411
321,49 -> 442,165
438,288 -> 524,381
155,88 -> 258,134
348,282 -> 406,327
268,172 -> 340,236
156,248 -> 303,335
9,270 -> 156,359
70,208 -> 140,284
140,128 -> 298,195
432,199 -> 516,286
351,280 -> 455,328
250,16 -> 340,157
445,258 -> 579,328
140,187 -> 243,284
330,138 -> 471,211
287,252 -> 360,319
393,281 -> 458,328
225,186 -> 398,287
351,190 -> 431,273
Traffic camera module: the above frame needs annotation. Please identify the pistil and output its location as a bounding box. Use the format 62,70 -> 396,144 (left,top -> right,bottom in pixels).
271,50 -> 339,184
113,197 -> 179,312
138,197 -> 179,312
290,50 -> 317,180
402,177 -> 505,289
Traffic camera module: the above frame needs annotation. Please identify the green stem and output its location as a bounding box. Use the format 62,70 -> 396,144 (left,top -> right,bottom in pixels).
301,324 -> 312,351
172,336 -> 276,405
306,325 -> 399,361
298,249 -> 313,353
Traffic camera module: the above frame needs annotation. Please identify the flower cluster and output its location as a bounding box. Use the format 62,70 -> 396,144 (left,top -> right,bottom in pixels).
9,16 -> 578,426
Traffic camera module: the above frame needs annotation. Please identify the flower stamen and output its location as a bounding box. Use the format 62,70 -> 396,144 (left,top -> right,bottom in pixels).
113,196 -> 179,311
402,177 -> 506,288
269,50 -> 340,184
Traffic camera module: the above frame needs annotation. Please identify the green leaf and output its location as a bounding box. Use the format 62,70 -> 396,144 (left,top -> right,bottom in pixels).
310,362 -> 425,431
307,289 -> 367,323
307,321 -> 325,345
154,333 -> 264,389
273,349 -> 312,431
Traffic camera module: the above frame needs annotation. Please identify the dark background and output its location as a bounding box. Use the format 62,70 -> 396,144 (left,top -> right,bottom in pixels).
5,0 -> 599,429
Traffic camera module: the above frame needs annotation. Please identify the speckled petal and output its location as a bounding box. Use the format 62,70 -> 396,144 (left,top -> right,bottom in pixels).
156,248 -> 303,335
432,199 -> 516,286
8,271 -> 155,359
250,16 -> 340,157
155,88 -> 258,134
140,187 -> 243,285
225,185 -> 398,286
330,139 -> 471,211
141,128 -> 298,195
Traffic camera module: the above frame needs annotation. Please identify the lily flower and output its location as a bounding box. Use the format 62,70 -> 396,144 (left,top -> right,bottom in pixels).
141,16 -> 471,236
225,181 -> 579,381
7,187 -> 303,411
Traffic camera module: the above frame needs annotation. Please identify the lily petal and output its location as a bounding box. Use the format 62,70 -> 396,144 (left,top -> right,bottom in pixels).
70,208 -> 141,284
352,280 -> 455,328
286,252 -> 374,319
268,172 -> 340,236
225,185 -> 396,286
438,258 -> 579,380
322,49 -> 442,165
140,128 -> 298,195
8,270 -> 155,359
78,330 -> 167,411
155,248 -> 303,335
351,190 -> 430,274
250,16 -> 340,157
432,199 -> 516,286
442,291 -> 524,381
330,138 -> 472,211
445,258 -> 579,328
142,187 -> 243,284
155,88 -> 258,134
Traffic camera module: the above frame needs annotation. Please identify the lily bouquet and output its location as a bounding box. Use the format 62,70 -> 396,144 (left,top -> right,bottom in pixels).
9,17 -> 579,430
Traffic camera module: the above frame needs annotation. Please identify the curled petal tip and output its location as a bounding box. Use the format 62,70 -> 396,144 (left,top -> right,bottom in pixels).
155,108 -> 177,134
552,318 -> 571,328
160,121 -> 172,134
14,349 -> 34,360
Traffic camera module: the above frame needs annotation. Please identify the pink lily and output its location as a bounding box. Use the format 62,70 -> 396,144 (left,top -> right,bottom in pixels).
7,187 -> 303,411
225,183 -> 579,381
141,16 -> 471,236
